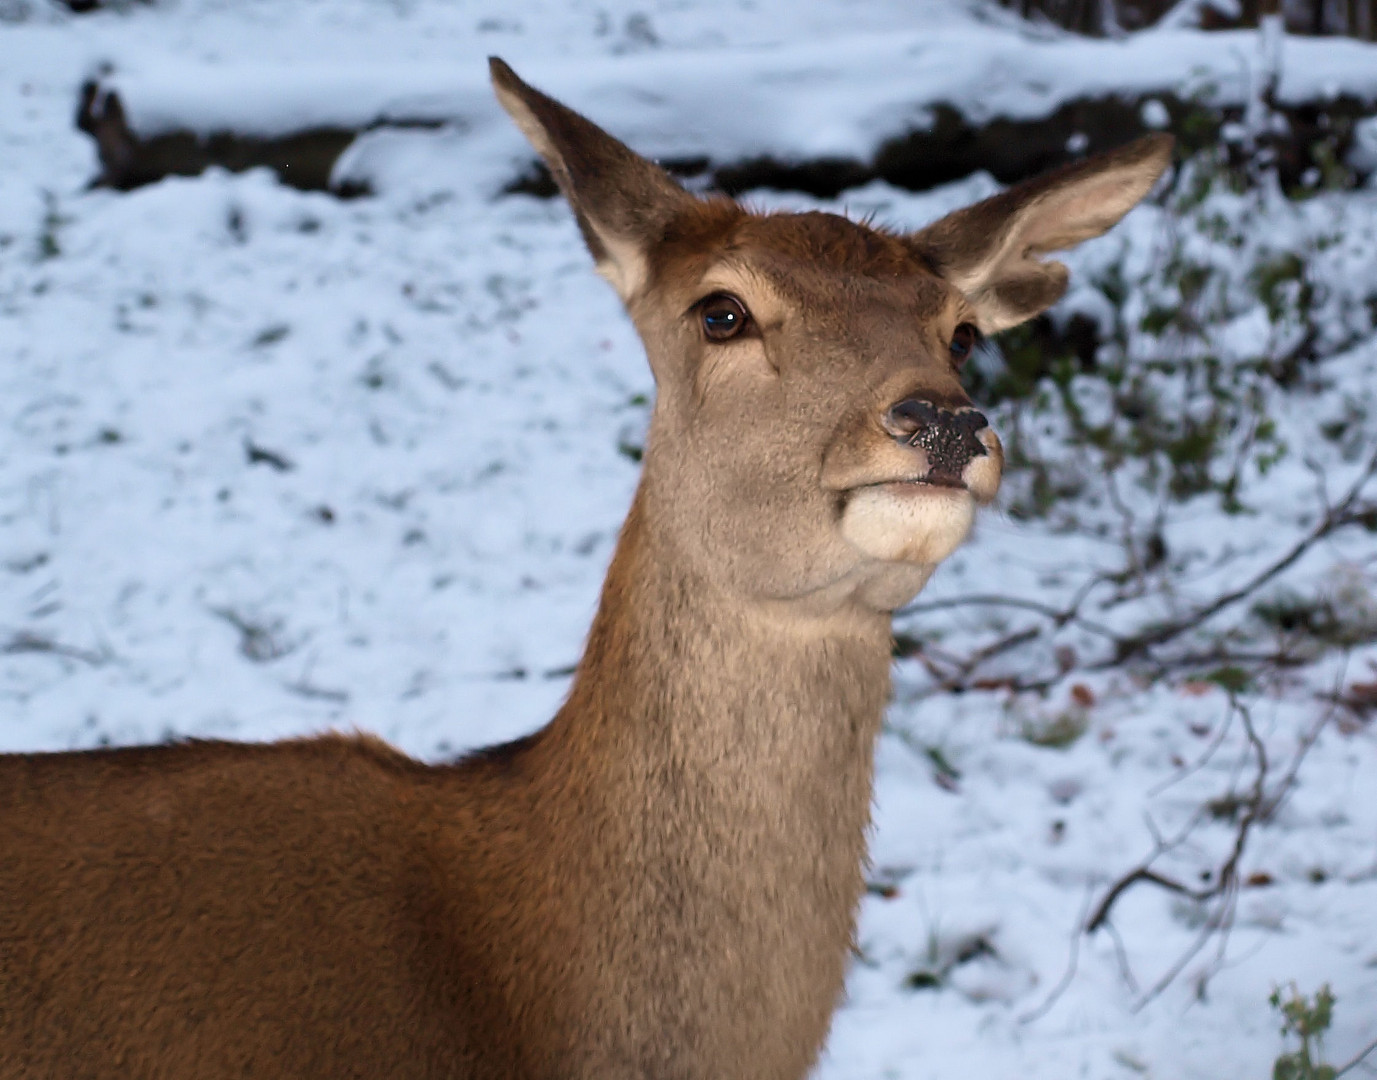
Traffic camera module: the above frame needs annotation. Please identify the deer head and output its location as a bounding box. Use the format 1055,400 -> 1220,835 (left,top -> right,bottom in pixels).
492,58 -> 1171,616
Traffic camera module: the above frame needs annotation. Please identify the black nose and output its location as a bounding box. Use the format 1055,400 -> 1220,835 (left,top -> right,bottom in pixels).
883,398 -> 989,480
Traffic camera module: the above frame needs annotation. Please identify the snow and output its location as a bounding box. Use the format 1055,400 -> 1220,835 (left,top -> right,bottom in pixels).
2,0 -> 1375,1077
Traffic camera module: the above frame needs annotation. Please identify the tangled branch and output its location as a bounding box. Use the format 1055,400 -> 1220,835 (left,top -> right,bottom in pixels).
898,448 -> 1377,697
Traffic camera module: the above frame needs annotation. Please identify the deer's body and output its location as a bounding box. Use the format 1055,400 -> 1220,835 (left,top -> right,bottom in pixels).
3,502 -> 885,1078
0,60 -> 1170,1079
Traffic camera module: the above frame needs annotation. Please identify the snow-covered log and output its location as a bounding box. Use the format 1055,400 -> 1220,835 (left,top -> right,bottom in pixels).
75,30 -> 1377,195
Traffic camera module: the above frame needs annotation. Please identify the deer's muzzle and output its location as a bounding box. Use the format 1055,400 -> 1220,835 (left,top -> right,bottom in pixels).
881,399 -> 990,484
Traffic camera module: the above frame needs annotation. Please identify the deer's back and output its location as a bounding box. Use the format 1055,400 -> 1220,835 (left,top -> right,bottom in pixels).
0,735 -> 504,1080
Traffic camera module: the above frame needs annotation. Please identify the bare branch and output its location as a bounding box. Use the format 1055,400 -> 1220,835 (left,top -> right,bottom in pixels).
902,586 -> 1121,642
1336,1032 -> 1377,1078
1018,886 -> 1095,1025
897,452 -> 1377,700
2,629 -> 110,666
1146,704 -> 1237,798
1109,451 -> 1377,663
1130,876 -> 1240,1012
1103,920 -> 1142,996
1086,695 -> 1268,940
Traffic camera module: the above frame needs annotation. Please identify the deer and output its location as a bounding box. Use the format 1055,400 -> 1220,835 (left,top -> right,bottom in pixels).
0,59 -> 1170,1080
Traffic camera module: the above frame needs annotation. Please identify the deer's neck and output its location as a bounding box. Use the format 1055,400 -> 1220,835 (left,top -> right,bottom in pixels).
533,490 -> 893,1077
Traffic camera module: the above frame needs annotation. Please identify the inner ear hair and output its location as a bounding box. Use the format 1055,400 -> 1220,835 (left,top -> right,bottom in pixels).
911,134 -> 1173,333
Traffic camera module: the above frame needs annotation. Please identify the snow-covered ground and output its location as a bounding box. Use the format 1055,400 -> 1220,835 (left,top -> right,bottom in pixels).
2,1 -> 1375,1076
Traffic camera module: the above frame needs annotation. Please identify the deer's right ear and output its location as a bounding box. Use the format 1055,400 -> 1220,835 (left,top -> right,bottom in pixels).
490,58 -> 694,302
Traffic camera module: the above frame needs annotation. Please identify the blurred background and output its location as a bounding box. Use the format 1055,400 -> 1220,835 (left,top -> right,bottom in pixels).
2,0 -> 1376,1077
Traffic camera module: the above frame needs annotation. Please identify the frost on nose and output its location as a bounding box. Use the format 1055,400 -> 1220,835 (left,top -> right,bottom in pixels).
883,399 -> 990,483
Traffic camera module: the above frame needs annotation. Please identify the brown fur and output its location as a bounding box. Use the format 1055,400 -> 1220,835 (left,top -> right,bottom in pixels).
0,61 -> 1170,1079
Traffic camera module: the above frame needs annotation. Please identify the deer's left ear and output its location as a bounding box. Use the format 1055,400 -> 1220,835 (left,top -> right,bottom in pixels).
910,135 -> 1173,333
490,57 -> 695,302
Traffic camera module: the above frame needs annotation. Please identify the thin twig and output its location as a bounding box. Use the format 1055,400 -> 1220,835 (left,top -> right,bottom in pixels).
1018,886 -> 1095,1025
1131,876 -> 1239,1012
1087,696 -> 1268,936
1146,703 -> 1237,798
1109,451 -> 1377,663
901,452 -> 1377,699
1336,1033 -> 1377,1078
1259,656 -> 1349,822
2,629 -> 109,666
1104,919 -> 1142,997
902,588 -> 1120,641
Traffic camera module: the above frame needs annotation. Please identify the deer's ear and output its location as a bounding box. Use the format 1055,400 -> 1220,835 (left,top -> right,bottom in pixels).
490,58 -> 694,302
910,135 -> 1173,334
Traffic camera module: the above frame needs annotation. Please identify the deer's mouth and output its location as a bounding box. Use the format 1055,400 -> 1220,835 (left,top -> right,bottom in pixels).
849,467 -> 989,504
882,474 -> 969,492
823,423 -> 1003,508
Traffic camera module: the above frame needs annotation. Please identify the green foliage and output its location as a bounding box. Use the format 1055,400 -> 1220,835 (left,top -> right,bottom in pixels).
1205,790 -> 1248,822
1250,253 -> 1311,325
616,392 -> 650,463
251,323 -> 291,349
1289,134 -> 1358,200
923,744 -> 962,784
1203,665 -> 1253,694
946,142 -> 1377,685
37,190 -> 65,260
1018,709 -> 1089,749
982,147 -> 1358,532
904,931 -> 996,992
1271,984 -> 1337,1080
1253,589 -> 1377,649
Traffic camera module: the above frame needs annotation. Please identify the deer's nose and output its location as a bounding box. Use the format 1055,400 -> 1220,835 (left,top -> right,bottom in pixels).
882,398 -> 990,481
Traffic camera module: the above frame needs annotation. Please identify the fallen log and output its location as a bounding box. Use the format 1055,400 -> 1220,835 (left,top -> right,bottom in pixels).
77,81 -> 432,196
74,32 -> 1377,198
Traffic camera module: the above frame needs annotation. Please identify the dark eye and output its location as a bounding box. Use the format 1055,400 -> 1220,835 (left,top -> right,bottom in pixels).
699,294 -> 750,342
949,322 -> 979,367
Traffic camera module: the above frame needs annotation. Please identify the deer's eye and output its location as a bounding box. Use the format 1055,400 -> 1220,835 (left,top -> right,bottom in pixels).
949,322 -> 980,367
699,294 -> 750,342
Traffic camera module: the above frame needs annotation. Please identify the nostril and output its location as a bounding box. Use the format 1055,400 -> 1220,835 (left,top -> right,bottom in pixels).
954,409 -> 989,434
882,398 -> 940,439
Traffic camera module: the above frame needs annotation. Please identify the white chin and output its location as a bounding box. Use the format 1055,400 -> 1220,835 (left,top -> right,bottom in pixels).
840,484 -> 976,566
